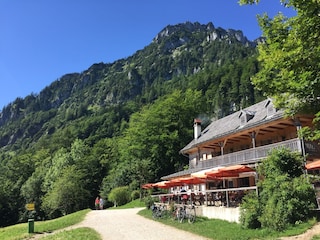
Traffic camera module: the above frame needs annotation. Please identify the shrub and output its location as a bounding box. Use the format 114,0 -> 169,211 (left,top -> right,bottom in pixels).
240,191 -> 261,229
144,196 -> 154,209
131,190 -> 140,200
240,148 -> 316,231
259,175 -> 316,230
108,186 -> 130,207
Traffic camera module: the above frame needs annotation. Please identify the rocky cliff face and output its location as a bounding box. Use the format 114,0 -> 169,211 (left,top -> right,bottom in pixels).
153,21 -> 257,48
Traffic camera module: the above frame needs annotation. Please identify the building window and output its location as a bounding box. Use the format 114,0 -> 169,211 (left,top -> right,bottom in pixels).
239,177 -> 250,187
265,99 -> 277,117
203,153 -> 207,160
239,110 -> 255,127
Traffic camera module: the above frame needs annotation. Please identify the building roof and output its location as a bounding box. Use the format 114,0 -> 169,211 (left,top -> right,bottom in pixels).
162,99 -> 285,180
180,98 -> 284,154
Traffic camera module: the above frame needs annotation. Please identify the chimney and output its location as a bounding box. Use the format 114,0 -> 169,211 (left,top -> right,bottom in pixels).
194,119 -> 202,140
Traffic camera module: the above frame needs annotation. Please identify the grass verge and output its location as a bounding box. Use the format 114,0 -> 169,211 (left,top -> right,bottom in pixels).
35,209 -> 91,233
138,207 -> 317,240
0,209 -> 90,240
40,227 -> 101,240
1,200 -> 319,240
110,198 -> 146,209
0,199 -> 144,240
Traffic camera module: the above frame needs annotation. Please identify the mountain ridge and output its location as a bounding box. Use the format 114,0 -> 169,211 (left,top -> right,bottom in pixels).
0,21 -> 261,149
153,21 -> 262,47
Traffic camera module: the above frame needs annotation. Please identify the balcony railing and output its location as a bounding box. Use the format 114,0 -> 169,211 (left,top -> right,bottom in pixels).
195,138 -> 314,169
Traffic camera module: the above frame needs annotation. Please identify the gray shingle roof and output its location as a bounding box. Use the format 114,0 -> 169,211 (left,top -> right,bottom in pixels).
162,99 -> 285,180
180,98 -> 284,154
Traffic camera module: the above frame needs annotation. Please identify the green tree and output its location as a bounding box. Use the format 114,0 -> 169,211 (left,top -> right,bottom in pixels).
42,166 -> 90,218
108,186 -> 131,207
240,148 -> 316,231
42,148 -> 71,193
239,0 -> 320,138
118,89 -> 204,185
0,152 -> 38,226
20,168 -> 46,220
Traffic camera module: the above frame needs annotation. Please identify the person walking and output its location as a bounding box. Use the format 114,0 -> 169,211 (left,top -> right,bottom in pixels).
95,196 -> 100,210
99,197 -> 104,210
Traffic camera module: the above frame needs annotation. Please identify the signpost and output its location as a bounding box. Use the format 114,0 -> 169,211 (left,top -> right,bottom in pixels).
26,203 -> 35,233
25,203 -> 35,211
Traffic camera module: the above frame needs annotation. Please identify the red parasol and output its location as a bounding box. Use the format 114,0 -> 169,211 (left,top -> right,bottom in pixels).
178,176 -> 206,185
191,167 -> 225,179
152,181 -> 168,189
306,159 -> 320,170
141,183 -> 154,189
168,178 -> 185,187
205,165 -> 254,178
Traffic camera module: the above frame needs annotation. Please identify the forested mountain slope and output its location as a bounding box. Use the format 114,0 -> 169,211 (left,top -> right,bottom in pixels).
0,21 -> 264,226
0,21 -> 261,150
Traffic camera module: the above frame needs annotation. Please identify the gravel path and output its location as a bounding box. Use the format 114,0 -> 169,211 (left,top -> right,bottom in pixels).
33,208 -> 209,240
280,222 -> 320,240
29,208 -> 320,240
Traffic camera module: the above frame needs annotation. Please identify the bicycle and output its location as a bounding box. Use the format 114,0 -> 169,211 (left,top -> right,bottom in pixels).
151,203 -> 168,219
169,204 -> 179,221
175,204 -> 196,223
186,204 -> 196,223
176,205 -> 186,223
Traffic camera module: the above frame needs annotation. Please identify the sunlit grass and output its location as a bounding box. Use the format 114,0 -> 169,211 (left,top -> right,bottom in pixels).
0,222 -> 30,240
138,208 -> 317,240
0,199 -> 145,240
40,227 -> 101,240
0,209 -> 90,240
110,198 -> 146,209
35,209 -> 90,233
312,235 -> 320,240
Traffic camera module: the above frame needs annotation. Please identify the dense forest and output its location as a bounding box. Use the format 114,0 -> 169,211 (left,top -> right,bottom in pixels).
0,21 -> 264,226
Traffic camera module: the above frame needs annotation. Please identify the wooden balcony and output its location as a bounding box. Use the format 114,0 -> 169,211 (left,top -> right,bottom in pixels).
195,138 -> 319,169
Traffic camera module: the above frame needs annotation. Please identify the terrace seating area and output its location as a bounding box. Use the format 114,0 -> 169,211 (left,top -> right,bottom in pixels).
150,186 -> 256,208
143,164 -> 258,210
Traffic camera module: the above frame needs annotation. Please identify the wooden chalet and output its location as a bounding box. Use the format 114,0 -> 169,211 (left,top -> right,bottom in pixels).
153,98 -> 320,222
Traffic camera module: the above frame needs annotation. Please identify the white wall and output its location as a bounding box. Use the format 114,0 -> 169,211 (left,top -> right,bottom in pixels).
196,206 -> 240,223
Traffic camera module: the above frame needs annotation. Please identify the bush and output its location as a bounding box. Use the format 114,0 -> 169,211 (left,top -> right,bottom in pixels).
108,186 -> 130,207
259,175 -> 316,230
240,148 -> 316,231
240,191 -> 261,229
131,190 -> 140,200
144,196 -> 154,209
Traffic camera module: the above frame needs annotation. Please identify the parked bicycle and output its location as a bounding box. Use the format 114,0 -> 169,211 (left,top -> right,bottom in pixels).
175,204 -> 196,223
151,202 -> 196,223
151,203 -> 168,219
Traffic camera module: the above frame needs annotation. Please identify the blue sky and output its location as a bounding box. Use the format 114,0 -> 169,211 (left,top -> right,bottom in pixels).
0,0 -> 296,110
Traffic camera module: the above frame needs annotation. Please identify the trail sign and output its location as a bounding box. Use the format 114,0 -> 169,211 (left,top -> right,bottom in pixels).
26,203 -> 35,211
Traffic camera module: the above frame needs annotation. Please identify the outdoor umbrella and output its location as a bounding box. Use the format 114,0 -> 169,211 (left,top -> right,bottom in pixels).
191,167 -> 225,179
141,183 -> 154,189
306,159 -> 320,170
221,164 -> 254,172
178,176 -> 206,185
168,178 -> 185,187
152,181 -> 172,189
205,164 -> 254,178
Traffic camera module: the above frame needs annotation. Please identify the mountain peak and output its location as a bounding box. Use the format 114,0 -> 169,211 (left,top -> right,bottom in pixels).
153,21 -> 256,47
